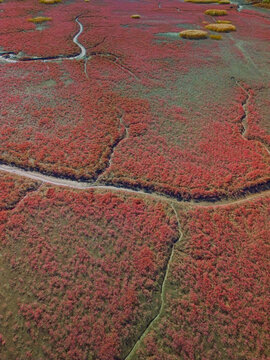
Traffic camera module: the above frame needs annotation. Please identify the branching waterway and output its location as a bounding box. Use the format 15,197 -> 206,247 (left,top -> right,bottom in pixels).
0,7 -> 270,360
96,116 -> 129,182
233,77 -> 270,155
124,203 -> 183,360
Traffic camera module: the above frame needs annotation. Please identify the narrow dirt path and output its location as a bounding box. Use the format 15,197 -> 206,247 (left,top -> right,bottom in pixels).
0,163 -> 269,207
124,203 -> 183,360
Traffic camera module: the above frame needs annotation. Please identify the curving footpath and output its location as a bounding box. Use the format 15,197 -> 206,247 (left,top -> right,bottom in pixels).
0,163 -> 269,208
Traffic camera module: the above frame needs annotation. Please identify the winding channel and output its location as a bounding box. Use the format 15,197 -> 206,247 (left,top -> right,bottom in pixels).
0,16 -> 86,63
124,203 -> 183,360
0,8 -> 270,360
0,16 -> 139,81
97,116 -> 129,181
233,77 -> 270,155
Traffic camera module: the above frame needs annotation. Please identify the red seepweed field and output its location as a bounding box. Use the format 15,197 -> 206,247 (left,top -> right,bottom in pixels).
0,0 -> 269,359
0,179 -> 178,359
134,197 -> 270,360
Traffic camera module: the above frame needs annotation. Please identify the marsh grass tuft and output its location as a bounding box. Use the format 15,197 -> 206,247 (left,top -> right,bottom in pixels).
210,34 -> 222,39
205,23 -> 236,32
179,29 -> 208,39
254,0 -> 270,7
39,0 -> 62,4
217,20 -> 232,23
205,9 -> 228,15
28,16 -> 52,23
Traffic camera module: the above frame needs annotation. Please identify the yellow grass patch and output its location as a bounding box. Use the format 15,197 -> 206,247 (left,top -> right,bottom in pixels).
131,14 -> 141,19
210,34 -> 222,39
205,23 -> 236,32
254,2 -> 270,7
218,0 -> 231,3
216,20 -> 232,23
179,29 -> 208,39
28,16 -> 52,23
39,0 -> 62,4
205,9 -> 228,15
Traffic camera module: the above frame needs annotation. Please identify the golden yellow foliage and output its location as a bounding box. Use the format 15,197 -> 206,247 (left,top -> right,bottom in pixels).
39,0 -> 61,4
217,20 -> 231,23
205,9 -> 228,15
254,2 -> 270,7
28,16 -> 52,23
218,0 -> 230,3
131,14 -> 141,19
210,34 -> 222,39
205,23 -> 236,32
179,29 -> 208,39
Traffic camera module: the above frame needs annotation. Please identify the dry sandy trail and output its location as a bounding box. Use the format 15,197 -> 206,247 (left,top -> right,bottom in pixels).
0,163 -> 269,208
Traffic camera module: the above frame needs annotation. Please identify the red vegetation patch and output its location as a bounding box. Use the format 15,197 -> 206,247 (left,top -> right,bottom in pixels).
135,196 -> 270,359
0,0 -> 269,199
0,0 -> 84,57
0,187 -> 178,360
0,172 -> 40,210
0,61 -> 126,180
101,81 -> 270,199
